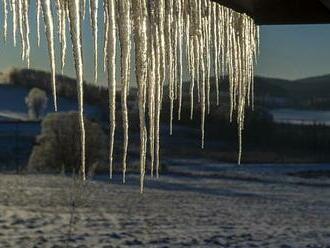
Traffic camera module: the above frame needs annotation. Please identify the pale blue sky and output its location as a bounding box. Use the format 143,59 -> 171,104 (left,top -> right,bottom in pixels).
0,2 -> 330,85
257,24 -> 330,80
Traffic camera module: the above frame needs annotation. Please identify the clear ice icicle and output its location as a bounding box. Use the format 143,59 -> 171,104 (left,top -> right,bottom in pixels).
42,0 -> 58,111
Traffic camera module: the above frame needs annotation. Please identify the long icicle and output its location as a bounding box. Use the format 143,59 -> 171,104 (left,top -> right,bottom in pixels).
3,0 -> 8,42
212,3 -> 220,105
147,0 -> 157,178
55,0 -> 64,74
177,0 -> 183,120
17,0 -> 25,61
90,0 -> 98,83
153,25 -> 161,178
23,0 -> 30,67
132,0 -> 148,193
11,0 -> 17,46
165,0 -> 174,135
107,0 -> 117,180
103,2 -> 108,72
155,0 -> 165,178
42,0 -> 58,111
36,0 -> 41,47
68,0 -> 86,180
60,1 -> 67,74
117,0 -> 131,183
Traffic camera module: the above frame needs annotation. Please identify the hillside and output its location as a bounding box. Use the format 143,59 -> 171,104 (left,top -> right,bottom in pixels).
254,74 -> 330,100
2,67 -> 330,114
1,68 -> 330,166
0,68 -> 117,123
292,74 -> 330,98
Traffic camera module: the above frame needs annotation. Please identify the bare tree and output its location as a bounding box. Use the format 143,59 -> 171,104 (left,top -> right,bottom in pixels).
25,87 -> 48,120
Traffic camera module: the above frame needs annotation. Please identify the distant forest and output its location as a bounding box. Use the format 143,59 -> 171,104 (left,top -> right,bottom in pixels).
6,68 -> 330,111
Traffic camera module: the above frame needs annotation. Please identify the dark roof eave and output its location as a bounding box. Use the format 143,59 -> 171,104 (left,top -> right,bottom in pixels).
211,0 -> 330,25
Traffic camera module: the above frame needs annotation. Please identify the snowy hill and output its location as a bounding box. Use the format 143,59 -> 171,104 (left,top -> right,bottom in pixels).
0,69 -> 104,171
0,72 -> 102,121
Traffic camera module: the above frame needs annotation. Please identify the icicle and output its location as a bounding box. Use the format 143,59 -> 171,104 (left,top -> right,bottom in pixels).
155,0 -> 166,178
147,0 -> 161,178
3,0 -> 8,42
172,1 -> 178,101
177,0 -> 183,120
206,2 -> 211,115
165,0 -> 174,136
117,0 -> 131,183
132,0 -> 148,193
200,19 -> 206,150
158,0 -> 166,101
23,0 -> 30,67
189,37 -> 195,120
82,0 -> 86,19
67,0 -> 86,180
103,2 -> 108,72
11,0 -> 17,46
152,27 -> 161,177
196,0 -> 202,104
55,0 -> 65,74
212,3 -> 219,105
36,0 -> 41,47
42,0 -> 57,111
187,0 -> 195,119
17,0 -> 25,61
106,0 -> 117,180
147,35 -> 156,178
60,1 -> 67,74
90,0 -> 98,83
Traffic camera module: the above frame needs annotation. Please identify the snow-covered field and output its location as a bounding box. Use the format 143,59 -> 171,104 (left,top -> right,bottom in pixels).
271,109 -> 330,126
1,162 -> 330,247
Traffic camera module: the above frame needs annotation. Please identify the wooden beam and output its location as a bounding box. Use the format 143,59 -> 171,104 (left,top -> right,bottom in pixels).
211,0 -> 330,25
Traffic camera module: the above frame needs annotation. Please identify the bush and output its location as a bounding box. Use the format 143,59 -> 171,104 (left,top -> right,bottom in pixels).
25,87 -> 48,120
28,112 -> 107,175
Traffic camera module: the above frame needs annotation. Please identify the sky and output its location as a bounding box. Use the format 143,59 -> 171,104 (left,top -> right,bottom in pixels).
257,24 -> 330,80
0,4 -> 330,85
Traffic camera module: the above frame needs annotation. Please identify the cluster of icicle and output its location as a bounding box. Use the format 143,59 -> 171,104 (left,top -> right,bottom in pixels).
2,0 -> 259,192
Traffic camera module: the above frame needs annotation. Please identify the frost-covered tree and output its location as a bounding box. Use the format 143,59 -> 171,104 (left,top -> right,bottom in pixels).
25,87 -> 48,120
28,112 -> 107,176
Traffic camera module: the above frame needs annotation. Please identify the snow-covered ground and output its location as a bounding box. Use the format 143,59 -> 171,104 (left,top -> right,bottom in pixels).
0,162 -> 330,247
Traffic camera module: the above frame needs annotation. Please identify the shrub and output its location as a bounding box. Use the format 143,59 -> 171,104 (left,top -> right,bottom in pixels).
25,87 -> 48,120
28,112 -> 107,175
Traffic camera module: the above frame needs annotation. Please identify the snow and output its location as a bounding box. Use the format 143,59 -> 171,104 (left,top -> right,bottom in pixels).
0,164 -> 330,247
